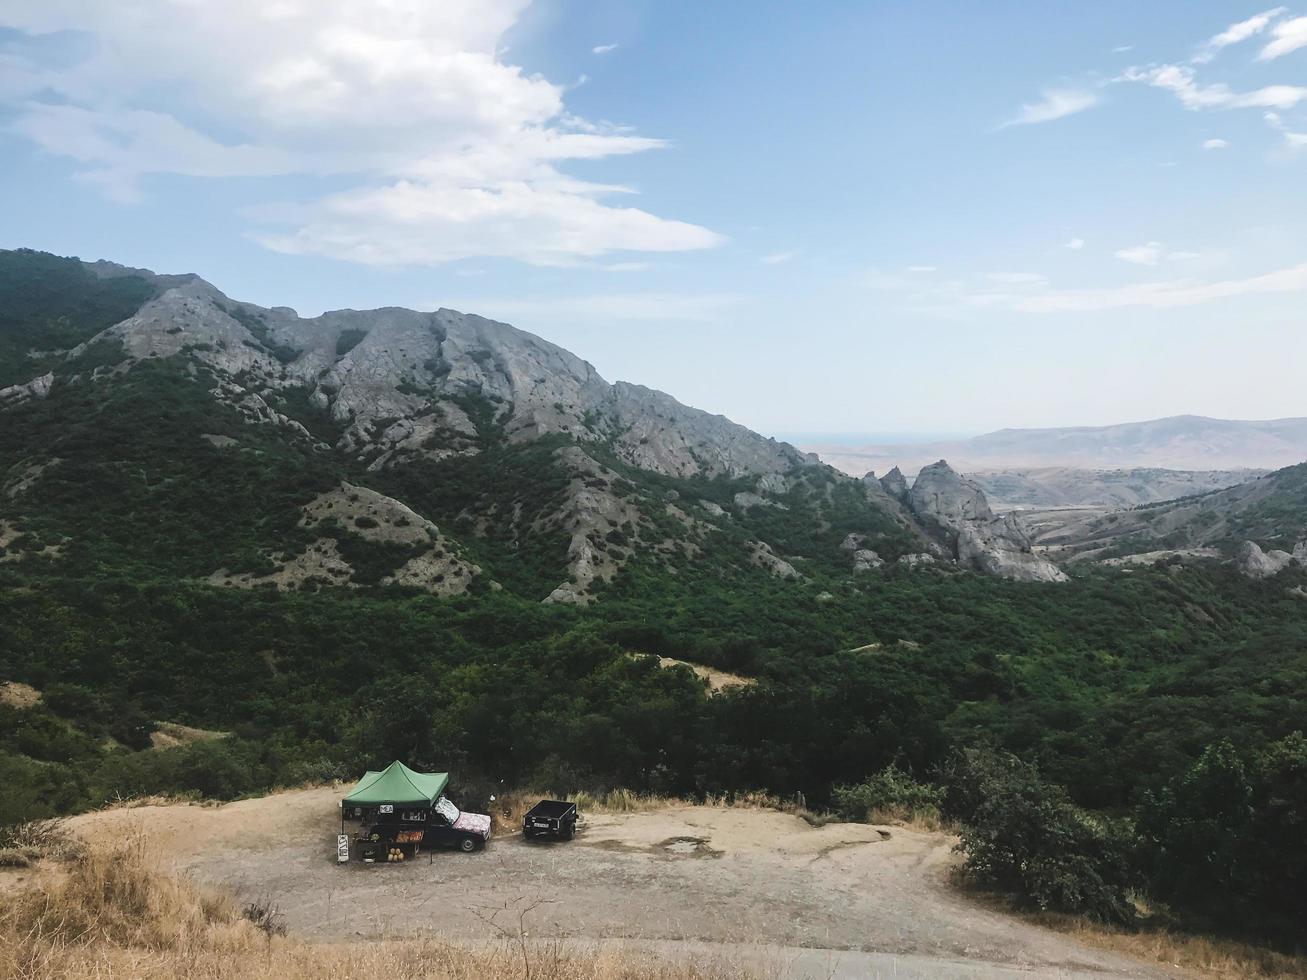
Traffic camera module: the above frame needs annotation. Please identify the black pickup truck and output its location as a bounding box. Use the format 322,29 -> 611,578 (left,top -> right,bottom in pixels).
522,799 -> 578,840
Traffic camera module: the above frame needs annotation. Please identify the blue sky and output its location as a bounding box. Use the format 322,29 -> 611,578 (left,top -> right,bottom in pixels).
3,1 -> 1307,439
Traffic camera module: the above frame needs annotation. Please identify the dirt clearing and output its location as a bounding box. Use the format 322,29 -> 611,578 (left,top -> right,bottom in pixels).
61,788 -> 1171,979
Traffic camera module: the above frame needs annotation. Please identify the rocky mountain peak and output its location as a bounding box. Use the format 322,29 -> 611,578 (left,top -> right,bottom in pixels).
876,466 -> 910,501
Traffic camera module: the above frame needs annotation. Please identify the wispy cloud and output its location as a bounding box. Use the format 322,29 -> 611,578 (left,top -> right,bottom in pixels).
1266,110 -> 1307,147
1194,7 -> 1285,63
1115,242 -> 1164,266
1121,64 -> 1307,111
986,272 -> 1046,285
439,292 -> 744,323
592,43 -> 619,55
907,264 -> 937,273
602,261 -> 650,272
996,262 -> 1307,313
1202,137 -> 1230,149
1259,15 -> 1307,60
1000,89 -> 1099,128
1065,238 -> 1086,250
760,250 -> 798,265
1114,242 -> 1202,266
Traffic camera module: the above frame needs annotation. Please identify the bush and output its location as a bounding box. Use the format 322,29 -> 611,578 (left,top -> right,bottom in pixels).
831,765 -> 944,824
944,748 -> 1136,924
1138,733 -> 1307,940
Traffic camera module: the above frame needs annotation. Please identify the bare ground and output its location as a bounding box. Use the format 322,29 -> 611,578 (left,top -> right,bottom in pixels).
56,788 -> 1175,980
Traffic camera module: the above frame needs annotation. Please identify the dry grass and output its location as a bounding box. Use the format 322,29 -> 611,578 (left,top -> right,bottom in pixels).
861,805 -> 952,833
0,680 -> 40,709
148,721 -> 231,751
1030,913 -> 1307,980
0,834 -> 764,980
0,819 -> 86,869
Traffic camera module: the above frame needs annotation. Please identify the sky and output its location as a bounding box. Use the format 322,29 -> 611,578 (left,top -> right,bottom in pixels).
3,1 -> 1307,440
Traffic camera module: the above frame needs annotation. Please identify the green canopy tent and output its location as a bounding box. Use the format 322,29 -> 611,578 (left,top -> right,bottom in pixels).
340,761 -> 449,831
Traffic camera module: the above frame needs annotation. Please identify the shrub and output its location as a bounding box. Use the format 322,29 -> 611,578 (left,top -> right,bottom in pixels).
943,748 -> 1136,924
1138,733 -> 1307,940
831,765 -> 944,825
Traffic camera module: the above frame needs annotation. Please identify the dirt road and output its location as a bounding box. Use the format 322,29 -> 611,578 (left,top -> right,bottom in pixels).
65,788 -> 1173,979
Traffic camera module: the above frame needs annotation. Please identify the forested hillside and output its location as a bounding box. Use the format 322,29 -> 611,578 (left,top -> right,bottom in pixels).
2,249 -> 1305,945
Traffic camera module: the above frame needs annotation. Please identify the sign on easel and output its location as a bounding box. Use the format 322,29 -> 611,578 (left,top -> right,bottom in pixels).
337,834 -> 349,863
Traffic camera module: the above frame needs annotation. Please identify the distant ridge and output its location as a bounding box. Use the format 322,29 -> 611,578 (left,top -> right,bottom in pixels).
808,414 -> 1307,477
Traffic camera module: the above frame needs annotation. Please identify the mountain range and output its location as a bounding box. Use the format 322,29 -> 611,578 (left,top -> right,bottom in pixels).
3,249 -> 1306,595
0,249 -> 1079,600
809,416 -> 1307,477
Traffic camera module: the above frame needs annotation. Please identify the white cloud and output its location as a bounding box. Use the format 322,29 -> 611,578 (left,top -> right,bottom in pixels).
1115,242 -> 1164,266
1123,64 -> 1307,111
1194,7 -> 1285,62
1114,242 -> 1202,266
1264,109 -> 1307,147
1000,89 -> 1099,128
1065,238 -> 1086,250
1000,262 -> 1307,313
907,265 -> 937,273
1259,15 -> 1307,60
761,250 -> 798,265
602,261 -> 650,272
592,43 -> 619,55
1112,45 -> 1135,54
1202,137 -> 1230,149
0,1 -> 721,266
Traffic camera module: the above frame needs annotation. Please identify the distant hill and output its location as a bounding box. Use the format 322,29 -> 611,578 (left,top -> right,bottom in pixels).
969,466 -> 1268,512
810,416 -> 1307,477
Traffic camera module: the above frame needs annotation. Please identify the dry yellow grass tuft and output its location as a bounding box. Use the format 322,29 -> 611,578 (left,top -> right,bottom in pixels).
1031,913 -> 1307,980
148,720 -> 231,750
0,680 -> 40,709
0,834 -> 764,980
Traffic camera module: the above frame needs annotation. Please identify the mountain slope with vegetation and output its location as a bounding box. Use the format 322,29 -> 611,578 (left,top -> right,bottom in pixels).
1,249 -> 1305,949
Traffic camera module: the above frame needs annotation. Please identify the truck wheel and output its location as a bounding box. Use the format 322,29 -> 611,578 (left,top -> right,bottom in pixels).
562,824 -> 574,841
523,829 -> 536,840
459,836 -> 477,853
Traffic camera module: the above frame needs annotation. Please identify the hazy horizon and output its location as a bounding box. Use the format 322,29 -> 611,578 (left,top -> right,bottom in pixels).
4,2 -> 1307,435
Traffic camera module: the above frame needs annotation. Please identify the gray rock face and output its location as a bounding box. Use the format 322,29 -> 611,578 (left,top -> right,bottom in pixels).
878,467 -> 909,501
1237,540 -> 1295,579
0,372 -> 53,406
909,461 -> 993,528
852,549 -> 884,571
72,275 -> 806,481
903,460 -> 1066,583
897,553 -> 937,569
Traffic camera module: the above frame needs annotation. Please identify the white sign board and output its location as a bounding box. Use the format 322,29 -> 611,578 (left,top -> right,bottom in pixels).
337,834 -> 349,863
379,804 -> 393,814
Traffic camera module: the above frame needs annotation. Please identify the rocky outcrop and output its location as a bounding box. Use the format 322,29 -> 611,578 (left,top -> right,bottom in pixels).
897,553 -> 937,569
838,533 -> 883,571
877,467 -> 910,501
0,372 -> 53,406
1236,540 -> 1296,579
902,460 -> 1066,583
748,541 -> 799,579
909,461 -> 993,528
